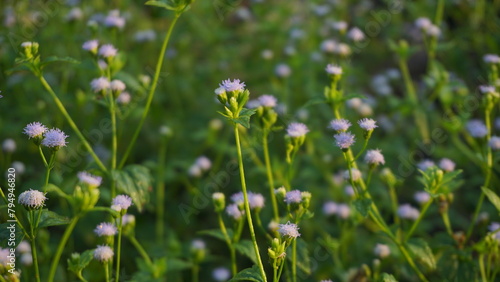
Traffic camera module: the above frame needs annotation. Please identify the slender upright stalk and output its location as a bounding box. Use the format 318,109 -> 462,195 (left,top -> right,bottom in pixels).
262,132 -> 279,221
29,211 -> 41,282
119,14 -> 181,169
217,213 -> 237,275
405,199 -> 433,242
434,0 -> 445,25
291,239 -> 297,282
441,211 -> 453,237
234,125 -> 267,281
192,264 -> 199,282
37,75 -> 107,172
388,184 -> 400,226
104,262 -> 110,282
115,216 -> 124,282
128,236 -> 153,267
109,93 -> 118,198
47,215 -> 81,282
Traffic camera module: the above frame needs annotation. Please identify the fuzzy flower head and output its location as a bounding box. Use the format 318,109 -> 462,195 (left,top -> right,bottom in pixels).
248,192 -> 265,210
219,79 -> 245,93
195,156 -> 212,171
415,17 -> 432,30
329,119 -> 351,132
479,85 -> 497,95
91,77 -> 110,93
110,79 -> 126,94
23,122 -> 48,140
94,245 -> 114,262
0,248 -> 10,267
439,158 -> 456,172
358,118 -> 378,131
226,203 -> 243,220
466,119 -> 488,138
111,194 -> 132,212
284,190 -> 302,204
347,27 -> 365,42
275,63 -> 291,78
489,136 -> 500,150
287,122 -> 309,138
374,244 -> 391,259
98,44 -> 118,59
2,139 -> 16,153
397,204 -> 420,220
426,25 -> 441,37
104,10 -> 125,29
116,92 -> 131,105
364,149 -> 385,166
258,95 -> 277,108
18,189 -> 47,209
82,39 -> 99,54
417,159 -> 435,171
484,54 -> 500,64
77,171 -> 102,188
94,222 -> 117,237
323,201 -> 338,216
278,221 -> 300,239
334,132 -> 355,150
336,204 -> 351,219
332,21 -> 348,32
414,191 -> 431,205
41,128 -> 68,149
325,64 -> 342,76
230,191 -> 244,205
212,267 -> 231,282
343,168 -> 362,182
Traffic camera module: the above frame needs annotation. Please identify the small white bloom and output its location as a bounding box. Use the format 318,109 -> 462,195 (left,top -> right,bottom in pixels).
397,204 -> 420,220
373,243 -> 390,258
332,21 -> 348,32
426,25 -> 441,37
323,201 -> 338,216
358,118 -> 378,131
278,221 -> 300,238
91,77 -> 110,93
275,63 -> 291,77
325,64 -> 342,76
320,39 -> 337,53
110,80 -> 126,93
248,192 -> 265,209
77,171 -> 102,187
415,17 -> 432,30
226,204 -> 243,220
195,156 -> 212,171
82,40 -> 99,53
347,27 -> 365,41
191,239 -> 206,250
284,190 -> 302,204
336,204 -> 351,219
134,29 -> 156,42
42,128 -> 69,148
417,159 -> 435,171
484,54 -> 500,64
94,222 -> 117,237
364,149 -> 385,166
116,92 -> 131,105
489,136 -> 500,150
261,49 -> 274,60
343,169 -> 361,182
94,245 -> 114,262
23,122 -> 48,139
2,139 -> 16,152
439,158 -> 455,172
346,97 -> 363,109
466,119 -> 488,138
258,95 -> 277,108
18,189 -> 47,209
213,267 -> 231,281
286,122 -> 309,137
414,191 -> 431,205
111,195 -> 132,211
334,132 -> 356,149
98,44 -> 118,58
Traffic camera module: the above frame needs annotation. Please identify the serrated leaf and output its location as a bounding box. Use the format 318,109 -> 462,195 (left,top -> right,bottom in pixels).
198,229 -> 233,242
353,198 -> 372,217
112,165 -> 152,212
0,223 -> 25,248
68,250 -> 94,273
232,108 -> 256,129
234,240 -> 257,264
38,210 -> 71,228
407,238 -> 436,270
482,187 -> 500,213
380,273 -> 398,282
229,265 -> 264,282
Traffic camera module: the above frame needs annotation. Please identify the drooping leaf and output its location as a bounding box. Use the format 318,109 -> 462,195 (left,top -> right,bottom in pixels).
407,238 -> 436,270
38,210 -> 71,228
0,223 -> 25,248
482,187 -> 500,214
353,198 -> 372,218
234,240 -> 257,264
112,165 -> 153,212
229,265 -> 264,282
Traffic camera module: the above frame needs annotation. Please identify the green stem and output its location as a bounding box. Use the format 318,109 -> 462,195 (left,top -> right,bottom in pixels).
234,125 -> 267,281
156,136 -> 168,243
104,262 -> 110,282
366,167 -> 374,187
192,264 -> 199,282
441,210 -> 453,237
29,211 -> 41,282
217,213 -> 237,275
76,271 -> 88,282
352,138 -> 369,162
119,14 -> 181,169
479,254 -> 487,282
109,92 -> 118,198
435,0 -> 445,25
291,239 -> 297,282
37,75 -> 108,173
128,235 -> 153,267
115,216 -> 123,282
397,242 -> 429,282
0,188 -> 30,238
263,131 -> 279,222
405,199 -> 433,242
47,215 -> 81,282
38,146 -> 48,167
388,185 -> 400,226
255,211 -> 273,241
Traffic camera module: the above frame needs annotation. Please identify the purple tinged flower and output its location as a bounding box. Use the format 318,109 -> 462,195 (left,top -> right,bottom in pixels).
226,203 -> 243,220
104,10 -> 125,29
91,77 -> 110,93
258,95 -> 277,108
111,194 -> 132,211
417,159 -> 435,171
230,192 -> 244,204
188,164 -> 202,177
213,267 -> 231,282
336,204 -> 351,219
374,244 -> 390,258
323,201 -> 338,216
347,27 -> 365,41
286,122 -> 309,137
248,192 -> 265,209
484,54 -> 500,64
489,136 -> 500,150
439,158 -> 456,172
414,191 -> 431,205
343,169 -> 361,182
278,221 -> 300,238
466,119 -> 488,138
94,245 -> 114,262
23,122 -> 47,139
18,189 -> 47,209
364,149 -> 385,165
344,185 -> 355,197
358,118 -> 378,131
426,25 -> 441,37
77,171 -> 102,187
480,85 -> 496,94
325,64 -> 342,75
415,17 -> 432,30
116,92 -> 131,105
122,214 -> 135,226
98,44 -> 117,58
82,40 -> 99,53
335,43 -> 351,56
110,80 -> 126,92
195,156 -> 212,171
0,248 -> 10,266
219,79 -> 245,92
94,222 -> 117,237
332,21 -> 348,31
321,39 -> 337,53
284,190 -> 302,204
275,63 -> 291,78
191,239 -> 206,250
246,99 -> 261,109
41,128 -> 68,148
397,204 -> 420,220
334,132 -> 355,149
17,241 -> 31,254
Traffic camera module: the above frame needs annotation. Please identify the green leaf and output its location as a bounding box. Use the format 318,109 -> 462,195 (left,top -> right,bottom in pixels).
303,97 -> 327,108
41,56 -> 80,67
234,240 -> 257,264
0,223 -> 25,248
294,239 -> 311,275
112,165 -> 153,212
482,187 -> 500,213
380,273 -> 398,282
229,265 -> 264,282
145,0 -> 176,10
232,108 -> 256,129
198,229 -> 233,242
407,238 -> 436,270
353,198 -> 372,218
38,210 -> 71,228
67,250 -> 94,273
166,257 -> 192,272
